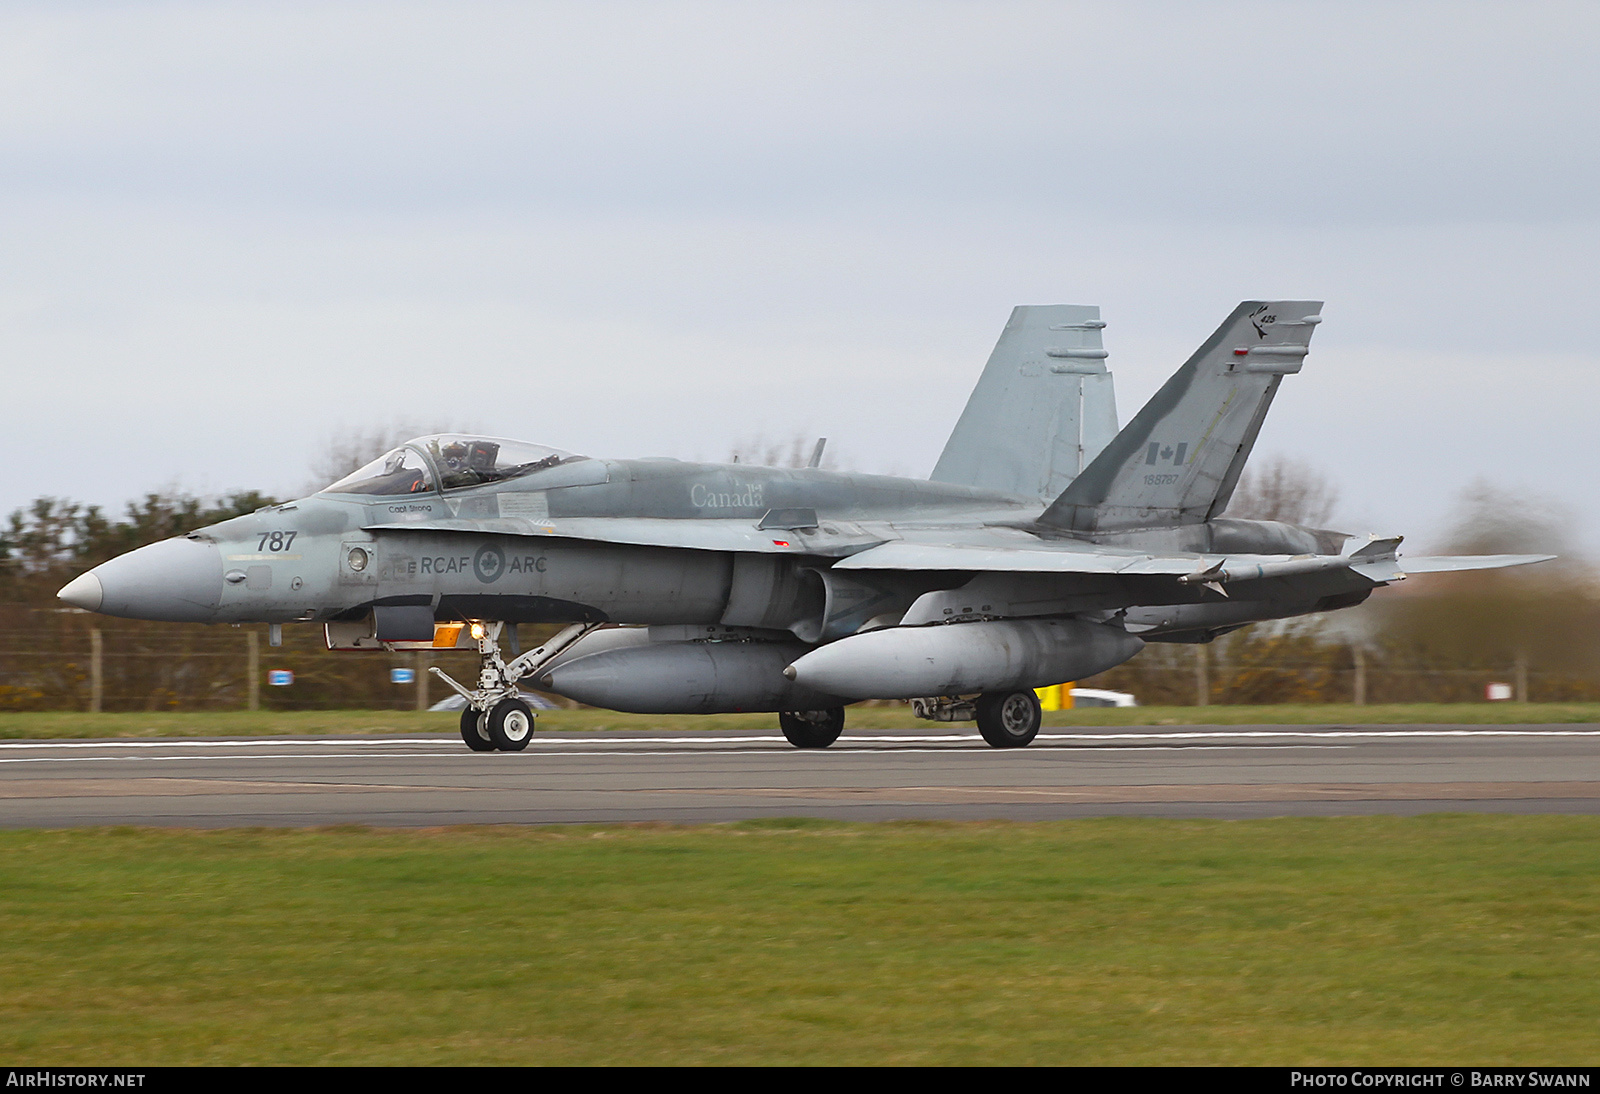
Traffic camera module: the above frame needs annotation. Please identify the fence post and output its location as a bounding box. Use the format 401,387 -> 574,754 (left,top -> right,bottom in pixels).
1515,653 -> 1529,702
1194,644 -> 1209,706
247,630 -> 260,711
1353,644 -> 1367,706
89,628 -> 103,713
415,652 -> 430,711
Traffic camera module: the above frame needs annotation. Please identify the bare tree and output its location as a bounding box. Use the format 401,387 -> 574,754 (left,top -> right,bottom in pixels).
1225,454 -> 1340,527
1369,479 -> 1598,684
1434,478 -> 1577,558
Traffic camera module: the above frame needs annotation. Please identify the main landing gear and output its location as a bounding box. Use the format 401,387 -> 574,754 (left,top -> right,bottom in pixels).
435,621 -> 600,753
779,707 -> 846,749
912,689 -> 1043,748
974,689 -> 1042,748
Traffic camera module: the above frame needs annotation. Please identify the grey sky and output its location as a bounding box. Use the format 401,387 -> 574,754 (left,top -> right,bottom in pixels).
2,1 -> 1596,550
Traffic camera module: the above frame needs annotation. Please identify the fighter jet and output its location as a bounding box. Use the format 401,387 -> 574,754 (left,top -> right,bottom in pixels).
58,301 -> 1550,752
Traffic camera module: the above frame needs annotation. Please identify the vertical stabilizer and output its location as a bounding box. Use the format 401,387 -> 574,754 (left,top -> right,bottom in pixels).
1039,300 -> 1322,534
931,305 -> 1118,500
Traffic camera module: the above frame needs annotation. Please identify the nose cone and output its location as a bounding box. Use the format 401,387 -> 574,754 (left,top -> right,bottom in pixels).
57,572 -> 104,612
60,537 -> 224,622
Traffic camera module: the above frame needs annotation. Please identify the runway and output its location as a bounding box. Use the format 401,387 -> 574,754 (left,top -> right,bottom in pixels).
4,724 -> 1600,827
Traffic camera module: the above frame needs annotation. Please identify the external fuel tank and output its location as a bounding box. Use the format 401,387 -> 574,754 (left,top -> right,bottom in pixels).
539,638 -> 850,714
783,619 -> 1144,699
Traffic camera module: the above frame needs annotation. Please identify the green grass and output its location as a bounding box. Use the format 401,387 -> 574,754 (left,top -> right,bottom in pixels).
2,817 -> 1599,1064
1,701 -> 1597,739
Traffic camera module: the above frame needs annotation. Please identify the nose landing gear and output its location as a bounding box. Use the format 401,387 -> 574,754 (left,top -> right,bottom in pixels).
459,708 -> 495,752
434,621 -> 599,752
486,696 -> 535,751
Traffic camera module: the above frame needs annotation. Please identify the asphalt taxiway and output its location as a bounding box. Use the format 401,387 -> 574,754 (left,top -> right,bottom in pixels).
3,724 -> 1600,827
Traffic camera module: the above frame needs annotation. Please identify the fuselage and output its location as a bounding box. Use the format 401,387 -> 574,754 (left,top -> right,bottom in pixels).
57,452 -> 1043,629
57,433 -> 1366,654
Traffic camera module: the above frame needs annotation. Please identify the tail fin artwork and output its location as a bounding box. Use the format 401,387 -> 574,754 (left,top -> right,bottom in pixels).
1039,301 -> 1322,535
931,305 -> 1118,500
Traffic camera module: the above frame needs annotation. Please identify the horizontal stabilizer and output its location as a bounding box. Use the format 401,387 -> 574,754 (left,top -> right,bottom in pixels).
1397,554 -> 1555,574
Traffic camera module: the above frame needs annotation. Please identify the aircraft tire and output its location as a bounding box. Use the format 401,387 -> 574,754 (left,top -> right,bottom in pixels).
486,697 -> 535,752
459,708 -> 496,752
779,708 -> 845,749
975,690 -> 1041,748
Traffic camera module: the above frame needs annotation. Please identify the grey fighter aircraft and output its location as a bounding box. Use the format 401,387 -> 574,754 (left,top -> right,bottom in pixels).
58,301 -> 1550,751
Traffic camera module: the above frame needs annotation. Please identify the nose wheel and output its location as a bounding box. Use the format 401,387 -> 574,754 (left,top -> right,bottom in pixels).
486,697 -> 534,751
458,697 -> 535,751
459,708 -> 496,752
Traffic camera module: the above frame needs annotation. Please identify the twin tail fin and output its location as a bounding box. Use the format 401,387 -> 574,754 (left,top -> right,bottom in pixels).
1038,300 -> 1323,534
931,305 -> 1118,500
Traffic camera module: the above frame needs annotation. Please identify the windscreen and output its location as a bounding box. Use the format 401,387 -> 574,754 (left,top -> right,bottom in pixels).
322,448 -> 436,496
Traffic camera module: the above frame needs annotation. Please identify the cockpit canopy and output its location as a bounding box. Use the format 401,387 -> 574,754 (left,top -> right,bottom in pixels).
322,435 -> 583,496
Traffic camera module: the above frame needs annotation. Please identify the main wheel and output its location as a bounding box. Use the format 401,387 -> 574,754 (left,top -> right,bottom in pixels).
975,690 -> 1041,748
486,697 -> 535,752
459,707 -> 496,752
779,708 -> 845,749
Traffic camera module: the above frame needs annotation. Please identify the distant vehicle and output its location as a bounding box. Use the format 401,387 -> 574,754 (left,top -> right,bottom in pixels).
59,301 -> 1549,753
1069,688 -> 1137,708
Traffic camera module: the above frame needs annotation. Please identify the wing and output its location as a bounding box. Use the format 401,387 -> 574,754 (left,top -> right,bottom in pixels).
832,538 -> 1205,575
833,529 -> 1555,584
363,514 -> 1553,583
362,515 -> 891,557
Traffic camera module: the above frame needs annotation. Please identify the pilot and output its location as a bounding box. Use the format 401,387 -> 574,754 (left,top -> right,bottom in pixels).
439,441 -> 468,468
436,440 -> 501,488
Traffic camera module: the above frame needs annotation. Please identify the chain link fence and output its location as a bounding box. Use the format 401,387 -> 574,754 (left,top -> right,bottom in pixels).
0,608 -> 526,712
5,606 -> 1597,712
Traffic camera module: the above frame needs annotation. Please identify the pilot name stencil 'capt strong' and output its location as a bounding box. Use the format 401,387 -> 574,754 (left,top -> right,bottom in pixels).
59,301 -> 1551,753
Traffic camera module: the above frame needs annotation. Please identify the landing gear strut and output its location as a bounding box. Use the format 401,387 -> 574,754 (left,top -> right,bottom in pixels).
779,708 -> 846,749
432,621 -> 600,752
